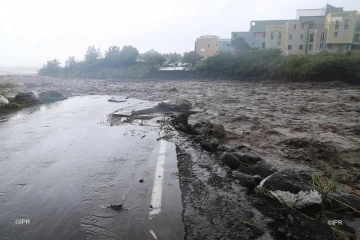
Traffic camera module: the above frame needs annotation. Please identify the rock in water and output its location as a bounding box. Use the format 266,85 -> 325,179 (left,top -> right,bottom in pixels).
14,92 -> 39,104
233,172 -> 256,191
220,153 -> 240,170
157,99 -> 192,111
0,95 -> 9,106
39,90 -> 66,103
258,169 -> 322,209
253,160 -> 277,177
327,192 -> 360,212
233,152 -> 262,165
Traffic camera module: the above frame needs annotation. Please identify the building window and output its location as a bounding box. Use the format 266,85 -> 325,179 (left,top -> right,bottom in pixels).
293,24 -> 297,29
208,44 -> 210,47
216,51 -> 218,53
252,22 -> 255,26
252,42 -> 255,46
309,34 -> 314,42
357,23 -> 360,31
328,44 -> 332,49
309,44 -> 313,50
320,43 -> 324,49
301,24 -> 304,29
263,33 -> 266,37
299,45 -> 303,50
355,34 -> 360,42
345,20 -> 349,29
289,34 -> 292,40
278,32 -> 281,40
277,41 -> 281,45
234,33 -> 237,38
226,43 -> 231,47
334,32 -> 338,38
216,44 -> 218,46
321,33 -> 325,40
300,34 -> 304,39
262,42 -> 265,48
253,33 -> 256,38
271,32 -> 274,40
288,45 -> 292,50
335,20 -> 340,30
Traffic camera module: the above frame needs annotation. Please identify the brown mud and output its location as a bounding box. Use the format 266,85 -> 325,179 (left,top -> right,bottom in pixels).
1,75 -> 360,239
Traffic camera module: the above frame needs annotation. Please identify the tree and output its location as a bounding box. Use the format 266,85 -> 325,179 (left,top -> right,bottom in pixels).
65,56 -> 77,69
119,46 -> 139,66
105,46 -> 121,58
84,46 -> 102,62
231,37 -> 250,54
141,49 -> 166,67
182,51 -> 202,66
38,59 -> 63,76
163,52 -> 182,63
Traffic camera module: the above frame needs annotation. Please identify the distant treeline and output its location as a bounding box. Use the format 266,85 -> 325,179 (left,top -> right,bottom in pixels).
39,44 -> 360,82
38,46 -> 200,79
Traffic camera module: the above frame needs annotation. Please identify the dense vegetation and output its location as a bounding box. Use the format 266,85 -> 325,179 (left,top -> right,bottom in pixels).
39,43 -> 360,82
195,49 -> 360,82
39,45 -> 189,79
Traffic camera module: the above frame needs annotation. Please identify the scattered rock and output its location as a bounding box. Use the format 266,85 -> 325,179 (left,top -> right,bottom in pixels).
139,179 -> 144,183
14,92 -> 39,104
200,139 -> 219,152
253,160 -> 278,177
233,152 -> 262,165
168,87 -> 178,92
157,99 -> 192,111
253,175 -> 264,185
0,95 -> 9,106
287,214 -> 295,225
236,166 -> 257,175
327,192 -> 360,212
233,172 -> 256,191
220,153 -> 240,170
192,120 -> 227,140
39,90 -> 66,103
258,169 -> 322,209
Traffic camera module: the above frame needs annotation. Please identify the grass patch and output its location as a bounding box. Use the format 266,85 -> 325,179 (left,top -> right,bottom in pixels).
310,173 -> 338,197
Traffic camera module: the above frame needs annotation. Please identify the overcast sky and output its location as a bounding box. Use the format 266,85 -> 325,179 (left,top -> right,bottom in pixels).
0,0 -> 359,67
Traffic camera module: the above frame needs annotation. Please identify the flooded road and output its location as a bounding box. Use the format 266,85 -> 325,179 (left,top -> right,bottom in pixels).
0,96 -> 184,240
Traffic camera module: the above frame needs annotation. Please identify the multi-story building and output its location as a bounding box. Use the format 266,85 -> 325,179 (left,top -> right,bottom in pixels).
195,35 -> 219,57
231,4 -> 360,55
218,38 -> 233,53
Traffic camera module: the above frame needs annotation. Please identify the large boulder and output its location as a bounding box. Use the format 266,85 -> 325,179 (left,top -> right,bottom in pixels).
0,95 -> 9,106
327,192 -> 360,212
233,152 -> 262,165
233,172 -> 256,191
220,153 -> 240,170
157,99 -> 192,111
39,90 -> 66,103
253,160 -> 278,177
13,92 -> 39,104
258,169 -> 322,209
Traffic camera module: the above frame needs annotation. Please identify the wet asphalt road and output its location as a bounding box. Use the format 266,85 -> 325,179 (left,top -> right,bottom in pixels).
0,96 -> 184,240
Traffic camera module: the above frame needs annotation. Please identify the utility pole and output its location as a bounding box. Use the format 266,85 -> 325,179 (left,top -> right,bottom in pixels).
305,24 -> 310,55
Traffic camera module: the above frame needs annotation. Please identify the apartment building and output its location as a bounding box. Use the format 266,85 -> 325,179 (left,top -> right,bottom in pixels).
231,4 -> 360,55
195,35 -> 219,57
218,39 -> 233,53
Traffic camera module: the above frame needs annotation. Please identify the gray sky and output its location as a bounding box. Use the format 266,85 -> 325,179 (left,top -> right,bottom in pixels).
0,0 -> 359,67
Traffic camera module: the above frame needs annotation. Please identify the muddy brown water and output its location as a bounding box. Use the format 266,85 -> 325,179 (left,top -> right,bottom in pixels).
0,96 -> 184,240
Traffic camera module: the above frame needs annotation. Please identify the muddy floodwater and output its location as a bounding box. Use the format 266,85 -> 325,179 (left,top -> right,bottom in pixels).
1,76 -> 359,194
0,95 -> 184,240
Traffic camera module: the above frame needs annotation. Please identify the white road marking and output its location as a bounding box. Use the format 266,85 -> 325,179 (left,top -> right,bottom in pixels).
149,229 -> 158,239
149,140 -> 167,218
